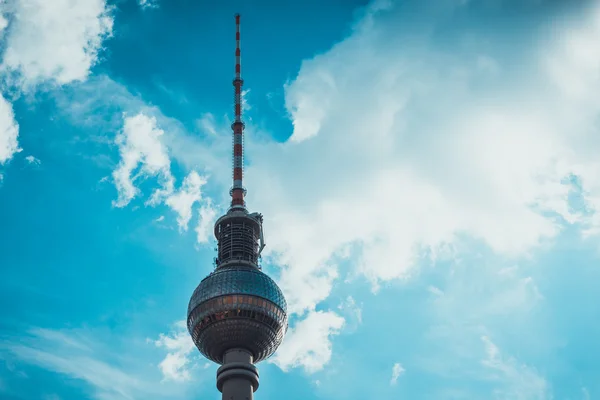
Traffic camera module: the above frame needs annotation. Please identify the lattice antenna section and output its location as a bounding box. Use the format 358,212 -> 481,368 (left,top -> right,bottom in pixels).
230,13 -> 246,209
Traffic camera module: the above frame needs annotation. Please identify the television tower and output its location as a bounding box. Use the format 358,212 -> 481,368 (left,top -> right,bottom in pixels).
187,14 -> 288,400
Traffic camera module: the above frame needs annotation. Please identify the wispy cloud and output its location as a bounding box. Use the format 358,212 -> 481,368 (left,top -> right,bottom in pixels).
405,251 -> 551,397
9,345 -> 141,399
241,89 -> 252,113
271,310 -> 345,373
150,320 -> 197,382
24,155 -> 41,165
164,171 -> 209,232
0,326 -> 203,400
480,336 -> 548,399
582,387 -> 591,400
196,113 -> 219,137
427,286 -> 444,297
390,362 -> 405,385
138,0 -> 159,10
195,202 -> 218,243
0,328 -> 149,400
337,295 -> 363,327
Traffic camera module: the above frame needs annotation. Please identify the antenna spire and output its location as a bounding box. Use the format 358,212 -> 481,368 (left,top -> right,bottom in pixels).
231,13 -> 246,209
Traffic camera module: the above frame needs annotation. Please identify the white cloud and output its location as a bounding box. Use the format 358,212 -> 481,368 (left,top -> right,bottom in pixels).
164,171 -> 208,231
0,93 -> 20,165
112,113 -> 174,208
439,265 -> 543,321
481,336 -> 548,399
197,113 -> 218,137
112,112 -> 216,237
1,0 -> 113,88
28,327 -> 93,351
337,295 -> 362,325
242,0 -> 600,318
151,320 -> 196,382
390,362 -> 405,385
427,286 -> 444,297
271,310 -> 344,373
241,89 -> 251,113
138,0 -> 158,9
24,155 -> 40,165
542,8 -> 600,237
196,202 -> 217,243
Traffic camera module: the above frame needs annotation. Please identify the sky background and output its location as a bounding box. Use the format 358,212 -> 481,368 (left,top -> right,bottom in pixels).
1,0 -> 600,399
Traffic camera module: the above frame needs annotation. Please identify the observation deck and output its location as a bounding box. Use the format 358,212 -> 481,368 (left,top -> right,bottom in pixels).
187,209 -> 288,365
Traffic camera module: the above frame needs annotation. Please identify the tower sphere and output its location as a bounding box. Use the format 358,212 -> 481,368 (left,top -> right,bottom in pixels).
187,260 -> 288,364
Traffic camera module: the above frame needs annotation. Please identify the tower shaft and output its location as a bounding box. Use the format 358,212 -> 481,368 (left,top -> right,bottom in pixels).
217,349 -> 259,400
231,13 -> 245,209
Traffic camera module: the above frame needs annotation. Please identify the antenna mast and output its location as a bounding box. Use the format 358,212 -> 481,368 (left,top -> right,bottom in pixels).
231,13 -> 246,209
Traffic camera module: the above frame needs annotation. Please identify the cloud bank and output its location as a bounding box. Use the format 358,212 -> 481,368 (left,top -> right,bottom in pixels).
0,0 -> 113,170
1,0 -> 113,87
232,0 -> 600,374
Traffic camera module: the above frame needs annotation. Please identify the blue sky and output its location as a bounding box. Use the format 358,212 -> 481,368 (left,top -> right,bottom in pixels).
1,0 -> 600,399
